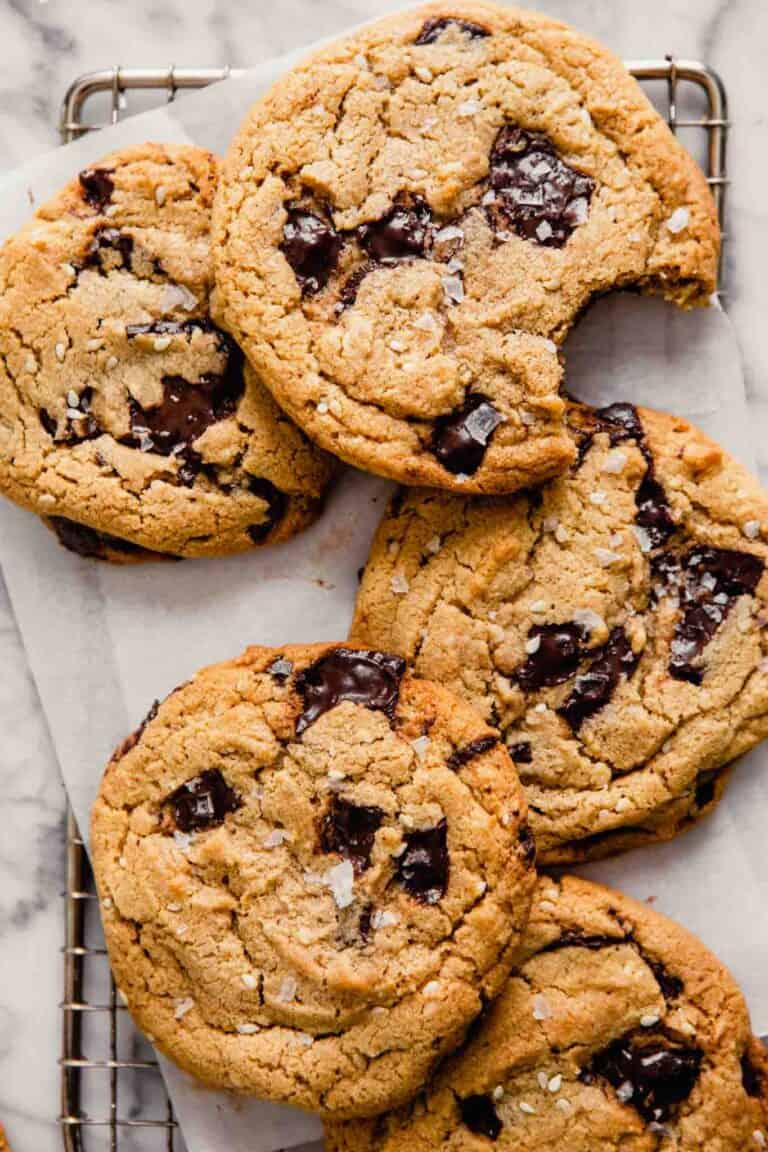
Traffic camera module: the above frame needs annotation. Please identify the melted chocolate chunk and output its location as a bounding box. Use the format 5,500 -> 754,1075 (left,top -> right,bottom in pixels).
246,477 -> 287,543
596,402 -> 644,443
694,773 -> 717,809
84,227 -> 134,272
447,735 -> 499,769
515,622 -> 586,691
559,627 -> 638,731
396,819 -> 448,904
635,474 -> 676,548
39,409 -> 57,437
458,1094 -> 502,1141
548,931 -> 619,952
358,196 -> 433,262
168,769 -> 241,832
584,1033 -> 702,1123
50,516 -> 144,560
416,17 -> 490,43
487,126 -> 595,247
320,796 -> 384,873
358,903 -> 373,942
431,395 -> 504,475
644,956 -> 683,1002
114,700 -> 159,760
79,167 -> 114,211
294,647 -> 406,735
335,261 -> 376,312
518,822 -> 536,866
508,740 -> 532,764
281,208 -> 342,294
662,547 -> 764,684
742,1050 -> 766,1098
125,318 -> 220,340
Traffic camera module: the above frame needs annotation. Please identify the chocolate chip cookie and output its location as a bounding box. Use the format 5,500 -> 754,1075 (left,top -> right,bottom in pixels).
213,2 -> 718,494
352,402 -> 768,864
326,875 -> 768,1151
0,143 -> 334,559
91,642 -> 535,1117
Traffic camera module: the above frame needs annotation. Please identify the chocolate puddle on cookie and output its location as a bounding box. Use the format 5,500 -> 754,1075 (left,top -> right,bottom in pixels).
581,1031 -> 702,1123
41,386 -> 100,444
294,647 -> 405,735
653,546 -> 764,684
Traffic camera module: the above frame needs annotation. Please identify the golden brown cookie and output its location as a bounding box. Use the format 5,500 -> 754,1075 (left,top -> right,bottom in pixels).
0,143 -> 335,560
213,2 -> 718,495
91,642 -> 535,1118
326,876 -> 768,1152
352,402 -> 768,864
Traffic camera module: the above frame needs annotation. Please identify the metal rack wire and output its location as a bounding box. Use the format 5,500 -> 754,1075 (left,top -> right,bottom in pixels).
58,57 -> 729,1151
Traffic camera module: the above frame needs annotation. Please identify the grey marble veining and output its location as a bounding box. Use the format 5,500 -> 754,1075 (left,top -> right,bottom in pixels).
0,2 -> 766,1150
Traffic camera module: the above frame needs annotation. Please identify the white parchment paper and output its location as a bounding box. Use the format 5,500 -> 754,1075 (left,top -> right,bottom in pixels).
0,42 -> 766,1152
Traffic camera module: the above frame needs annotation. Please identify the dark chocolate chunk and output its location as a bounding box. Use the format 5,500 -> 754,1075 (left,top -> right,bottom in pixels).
358,903 -> 373,942
518,822 -> 536,866
486,125 -> 595,247
396,819 -> 448,904
644,955 -> 683,1002
416,17 -> 490,44
246,477 -> 288,543
335,261 -> 376,311
507,740 -> 532,764
168,769 -> 241,832
583,1032 -> 702,1123
665,547 -> 764,684
79,167 -> 114,211
447,735 -> 499,769
458,1094 -> 502,1141
742,1050 -> 765,1098
50,516 -> 144,560
694,773 -> 717,809
113,700 -> 159,760
357,196 -> 433,263
125,318 -> 221,340
84,226 -> 134,272
295,647 -> 406,735
559,627 -> 638,731
39,409 -> 57,438
515,622 -> 586,691
431,395 -> 504,475
548,931 -> 619,952
320,796 -> 384,873
281,207 -> 342,294
635,474 -> 676,549
596,402 -> 644,444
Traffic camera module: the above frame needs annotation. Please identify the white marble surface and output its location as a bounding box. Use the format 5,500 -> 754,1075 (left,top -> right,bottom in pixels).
0,2 -> 766,1150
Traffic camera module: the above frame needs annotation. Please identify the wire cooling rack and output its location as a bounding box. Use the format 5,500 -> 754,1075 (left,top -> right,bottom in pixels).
58,57 -> 729,1151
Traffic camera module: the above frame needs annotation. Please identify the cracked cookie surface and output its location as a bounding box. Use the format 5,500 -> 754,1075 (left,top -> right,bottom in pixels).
352,403 -> 768,864
213,1 -> 718,495
0,143 -> 335,559
91,641 -> 535,1117
326,875 -> 768,1152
